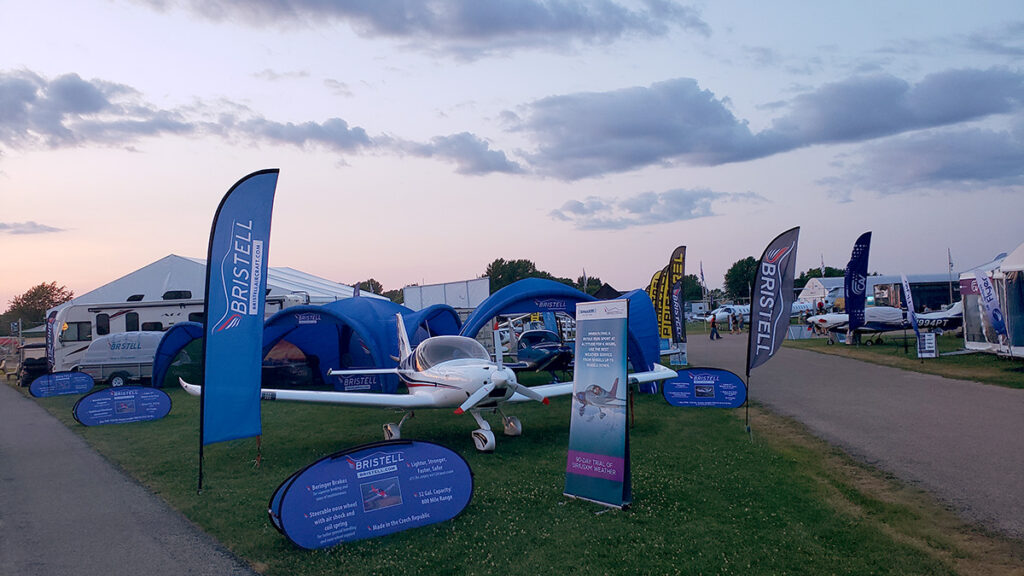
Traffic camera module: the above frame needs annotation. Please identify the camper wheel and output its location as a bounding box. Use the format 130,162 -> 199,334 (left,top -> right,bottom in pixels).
108,372 -> 130,387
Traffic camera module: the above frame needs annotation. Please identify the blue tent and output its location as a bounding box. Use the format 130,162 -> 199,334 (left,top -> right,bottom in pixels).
150,300 -> 462,393
152,321 -> 204,388
262,298 -> 462,393
460,278 -> 660,373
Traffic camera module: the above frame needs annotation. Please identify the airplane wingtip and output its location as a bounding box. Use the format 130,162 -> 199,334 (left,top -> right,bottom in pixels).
542,398 -> 550,405
454,408 -> 464,415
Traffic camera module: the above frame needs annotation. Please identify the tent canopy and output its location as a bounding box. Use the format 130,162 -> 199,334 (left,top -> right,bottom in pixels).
460,278 -> 660,373
152,322 -> 204,388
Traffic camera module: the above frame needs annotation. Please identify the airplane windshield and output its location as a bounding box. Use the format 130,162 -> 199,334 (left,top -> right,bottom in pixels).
415,336 -> 490,370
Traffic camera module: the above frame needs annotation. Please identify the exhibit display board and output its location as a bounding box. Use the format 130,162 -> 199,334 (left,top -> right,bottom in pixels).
663,368 -> 747,409
564,300 -> 631,508
30,371 -> 94,398
269,440 -> 473,549
74,386 -> 172,426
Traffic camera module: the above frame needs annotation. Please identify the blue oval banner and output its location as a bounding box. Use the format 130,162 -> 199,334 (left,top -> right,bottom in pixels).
30,371 -> 94,398
663,368 -> 747,409
73,386 -> 172,426
269,440 -> 473,549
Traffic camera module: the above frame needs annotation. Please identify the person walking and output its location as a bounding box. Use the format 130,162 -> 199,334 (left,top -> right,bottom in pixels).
710,314 -> 722,340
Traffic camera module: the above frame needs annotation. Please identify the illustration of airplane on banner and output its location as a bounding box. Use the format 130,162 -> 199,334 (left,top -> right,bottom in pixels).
182,315 -> 675,452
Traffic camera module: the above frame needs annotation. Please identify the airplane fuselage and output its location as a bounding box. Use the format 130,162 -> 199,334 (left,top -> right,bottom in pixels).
401,359 -> 517,408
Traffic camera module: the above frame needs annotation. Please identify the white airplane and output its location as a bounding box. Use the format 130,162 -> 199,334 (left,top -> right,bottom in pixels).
704,301 -> 814,324
807,302 -> 963,344
181,315 -> 676,452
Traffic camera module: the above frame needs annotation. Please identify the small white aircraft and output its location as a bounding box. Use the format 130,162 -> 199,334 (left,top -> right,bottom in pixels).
806,306 -> 907,344
705,301 -> 816,324
181,315 -> 675,452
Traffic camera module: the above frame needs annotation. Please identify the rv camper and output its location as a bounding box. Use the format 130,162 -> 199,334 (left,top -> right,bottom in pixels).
77,331 -> 164,386
46,293 -> 307,373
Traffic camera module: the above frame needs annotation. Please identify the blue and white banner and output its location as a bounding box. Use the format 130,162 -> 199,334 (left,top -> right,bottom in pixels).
269,440 -> 473,549
747,227 -> 800,375
974,271 -> 1007,336
74,386 -> 172,426
30,371 -> 94,398
663,368 -> 746,409
900,274 -> 920,338
201,169 -> 279,446
844,232 -> 872,336
565,300 -> 630,508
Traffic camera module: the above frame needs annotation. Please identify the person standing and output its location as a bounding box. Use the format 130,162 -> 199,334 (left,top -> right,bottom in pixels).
710,314 -> 722,340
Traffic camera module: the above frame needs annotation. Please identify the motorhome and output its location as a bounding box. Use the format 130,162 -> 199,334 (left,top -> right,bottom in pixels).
46,292 -> 307,373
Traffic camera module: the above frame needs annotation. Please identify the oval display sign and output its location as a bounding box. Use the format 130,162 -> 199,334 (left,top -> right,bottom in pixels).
73,386 -> 172,426
269,440 -> 473,549
663,367 -> 747,409
30,371 -> 94,398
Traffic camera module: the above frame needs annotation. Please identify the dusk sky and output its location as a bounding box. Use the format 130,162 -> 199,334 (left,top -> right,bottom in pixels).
2,1 -> 1023,309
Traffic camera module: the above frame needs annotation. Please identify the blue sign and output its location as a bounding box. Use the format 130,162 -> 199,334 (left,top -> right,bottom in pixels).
30,371 -> 94,398
202,169 -> 278,445
269,440 -> 473,549
663,368 -> 747,409
73,386 -> 172,426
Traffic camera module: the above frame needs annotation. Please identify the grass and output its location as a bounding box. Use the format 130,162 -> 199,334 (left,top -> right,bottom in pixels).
785,332 -> 1024,389
19,368 -> 1024,576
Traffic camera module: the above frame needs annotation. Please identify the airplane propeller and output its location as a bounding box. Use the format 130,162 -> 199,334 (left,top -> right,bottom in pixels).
454,366 -> 548,414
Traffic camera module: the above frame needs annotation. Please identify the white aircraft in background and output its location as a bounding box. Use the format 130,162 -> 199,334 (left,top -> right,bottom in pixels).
705,301 -> 815,324
807,301 -> 963,345
181,315 -> 675,452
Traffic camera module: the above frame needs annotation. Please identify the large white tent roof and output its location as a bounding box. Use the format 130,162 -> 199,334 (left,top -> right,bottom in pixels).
50,254 -> 382,313
999,241 -> 1024,273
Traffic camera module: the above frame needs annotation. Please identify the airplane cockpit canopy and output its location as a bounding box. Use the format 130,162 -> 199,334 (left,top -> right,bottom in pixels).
518,330 -> 561,349
415,336 -> 490,371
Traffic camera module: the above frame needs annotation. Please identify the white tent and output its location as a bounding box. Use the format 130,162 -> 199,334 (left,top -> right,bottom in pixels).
992,242 -> 1024,357
959,249 -> 1019,355
49,254 -> 383,314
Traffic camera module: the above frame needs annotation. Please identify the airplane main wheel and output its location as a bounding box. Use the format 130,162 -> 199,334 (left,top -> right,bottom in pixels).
864,339 -> 873,346
826,339 -> 834,346
502,416 -> 522,437
472,429 -> 496,452
383,423 -> 401,440
874,337 -> 885,345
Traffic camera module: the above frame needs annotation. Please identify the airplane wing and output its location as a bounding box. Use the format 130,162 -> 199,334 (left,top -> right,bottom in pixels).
505,363 -> 677,403
179,378 -> 440,409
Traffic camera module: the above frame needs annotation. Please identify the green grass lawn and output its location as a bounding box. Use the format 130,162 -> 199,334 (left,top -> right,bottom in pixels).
785,332 -> 1024,389
25,369 -> 1023,576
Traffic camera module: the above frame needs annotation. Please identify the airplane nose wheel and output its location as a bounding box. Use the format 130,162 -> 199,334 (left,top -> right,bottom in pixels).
472,429 -> 496,452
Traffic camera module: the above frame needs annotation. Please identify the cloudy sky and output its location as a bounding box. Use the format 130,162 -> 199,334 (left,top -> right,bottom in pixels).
2,0 -> 1022,308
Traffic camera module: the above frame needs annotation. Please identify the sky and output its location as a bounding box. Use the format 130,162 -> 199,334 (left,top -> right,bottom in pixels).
2,0 -> 1023,309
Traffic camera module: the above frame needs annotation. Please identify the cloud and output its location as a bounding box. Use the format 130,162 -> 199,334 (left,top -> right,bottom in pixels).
131,0 -> 709,57
397,132 -> 524,175
0,70 -> 192,148
549,188 -> 765,229
0,221 -> 64,234
232,117 -> 372,151
514,68 -> 1024,180
833,124 -> 1024,192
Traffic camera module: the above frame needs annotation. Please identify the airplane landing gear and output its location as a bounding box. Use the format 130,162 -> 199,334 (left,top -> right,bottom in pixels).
383,411 -> 414,441
469,410 -> 496,452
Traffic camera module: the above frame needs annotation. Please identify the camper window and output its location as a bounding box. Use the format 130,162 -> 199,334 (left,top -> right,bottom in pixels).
126,312 -> 139,331
188,312 -> 204,323
61,321 -> 91,342
141,321 -> 163,331
96,314 -> 110,336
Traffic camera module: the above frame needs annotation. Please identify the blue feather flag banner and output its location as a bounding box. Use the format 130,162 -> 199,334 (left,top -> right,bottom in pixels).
844,232 -> 872,335
201,169 -> 279,446
747,227 -> 800,375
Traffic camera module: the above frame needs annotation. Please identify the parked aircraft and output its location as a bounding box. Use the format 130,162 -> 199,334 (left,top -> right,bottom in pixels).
807,302 -> 963,344
510,329 -> 574,377
705,301 -> 815,324
181,315 -> 675,452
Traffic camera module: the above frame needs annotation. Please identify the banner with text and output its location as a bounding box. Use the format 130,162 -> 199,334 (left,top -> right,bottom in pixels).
663,368 -> 746,409
269,440 -> 473,549
565,300 -> 631,508
30,371 -> 94,398
844,232 -> 872,336
74,386 -> 172,426
747,227 -> 800,375
202,169 -> 279,445
974,271 -> 1008,337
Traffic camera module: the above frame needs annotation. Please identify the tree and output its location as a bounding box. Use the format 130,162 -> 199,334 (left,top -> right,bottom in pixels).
484,258 -> 558,292
724,257 -> 758,300
794,266 -> 845,289
680,274 -> 703,302
4,281 -> 74,324
352,278 -> 384,294
576,275 -> 603,295
382,289 -> 404,304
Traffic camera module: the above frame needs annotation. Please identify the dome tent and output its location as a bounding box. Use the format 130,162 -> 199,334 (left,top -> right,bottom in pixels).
460,278 -> 660,374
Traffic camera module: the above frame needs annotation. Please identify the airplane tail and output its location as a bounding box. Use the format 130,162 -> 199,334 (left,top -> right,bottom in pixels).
395,314 -> 413,361
608,377 -> 619,397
